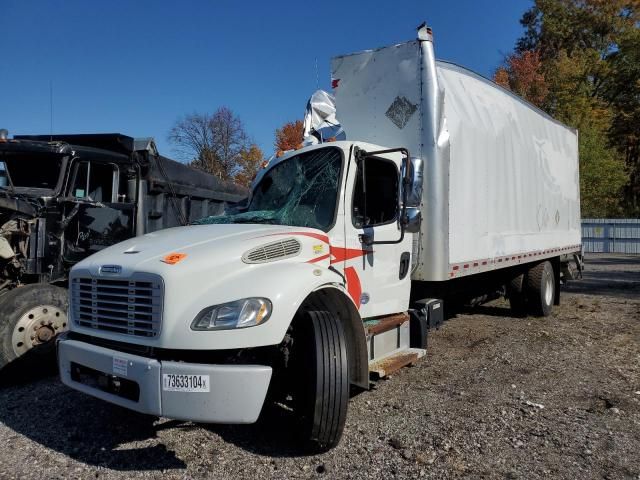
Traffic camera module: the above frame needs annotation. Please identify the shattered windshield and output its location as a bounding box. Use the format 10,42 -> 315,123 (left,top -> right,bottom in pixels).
195,147 -> 342,231
0,151 -> 64,190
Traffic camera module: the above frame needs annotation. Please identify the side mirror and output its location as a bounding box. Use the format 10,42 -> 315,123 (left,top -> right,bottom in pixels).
404,157 -> 424,207
403,207 -> 422,233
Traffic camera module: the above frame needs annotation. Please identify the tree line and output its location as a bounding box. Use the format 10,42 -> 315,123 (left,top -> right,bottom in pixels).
168,108 -> 302,188
495,0 -> 639,217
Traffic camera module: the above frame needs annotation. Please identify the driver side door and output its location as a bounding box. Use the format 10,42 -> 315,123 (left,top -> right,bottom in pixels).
339,150 -> 413,317
62,160 -> 136,264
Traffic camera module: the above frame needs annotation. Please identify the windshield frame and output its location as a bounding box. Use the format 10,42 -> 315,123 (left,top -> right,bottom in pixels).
0,149 -> 68,195
246,145 -> 345,232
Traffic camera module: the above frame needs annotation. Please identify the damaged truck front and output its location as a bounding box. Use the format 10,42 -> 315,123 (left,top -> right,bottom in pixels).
0,131 -> 245,369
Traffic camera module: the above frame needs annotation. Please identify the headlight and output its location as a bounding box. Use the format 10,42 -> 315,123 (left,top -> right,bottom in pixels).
190,298 -> 272,331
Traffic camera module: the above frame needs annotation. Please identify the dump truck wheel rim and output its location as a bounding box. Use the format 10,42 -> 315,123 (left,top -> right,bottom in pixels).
11,305 -> 68,357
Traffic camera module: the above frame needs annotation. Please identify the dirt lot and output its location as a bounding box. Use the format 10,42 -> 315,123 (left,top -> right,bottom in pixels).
0,254 -> 638,479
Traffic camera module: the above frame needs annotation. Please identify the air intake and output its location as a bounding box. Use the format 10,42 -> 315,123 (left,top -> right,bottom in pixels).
242,238 -> 301,264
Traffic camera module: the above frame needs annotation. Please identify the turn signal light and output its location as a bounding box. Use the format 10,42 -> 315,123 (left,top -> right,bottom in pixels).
162,253 -> 187,265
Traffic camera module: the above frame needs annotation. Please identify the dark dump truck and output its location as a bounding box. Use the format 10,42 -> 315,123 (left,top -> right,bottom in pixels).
0,130 -> 246,369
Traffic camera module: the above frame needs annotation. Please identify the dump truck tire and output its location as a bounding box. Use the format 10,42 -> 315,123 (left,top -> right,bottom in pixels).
507,274 -> 527,317
0,284 -> 68,369
294,310 -> 349,452
525,261 -> 555,317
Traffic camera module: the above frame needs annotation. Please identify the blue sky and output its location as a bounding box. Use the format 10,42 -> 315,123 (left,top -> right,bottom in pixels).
1,0 -> 531,159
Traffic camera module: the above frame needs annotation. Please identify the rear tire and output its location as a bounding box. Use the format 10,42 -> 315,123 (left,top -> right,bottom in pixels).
507,274 -> 527,317
525,261 -> 555,317
293,310 -> 349,452
0,284 -> 68,369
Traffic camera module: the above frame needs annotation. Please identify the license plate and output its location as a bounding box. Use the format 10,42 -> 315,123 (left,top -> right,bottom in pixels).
162,374 -> 210,392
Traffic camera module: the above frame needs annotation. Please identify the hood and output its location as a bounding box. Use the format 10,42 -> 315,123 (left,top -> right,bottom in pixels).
73,223 -> 332,277
0,194 -> 37,217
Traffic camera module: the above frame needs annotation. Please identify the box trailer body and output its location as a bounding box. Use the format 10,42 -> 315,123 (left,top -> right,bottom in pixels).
331,33 -> 581,282
58,26 -> 582,451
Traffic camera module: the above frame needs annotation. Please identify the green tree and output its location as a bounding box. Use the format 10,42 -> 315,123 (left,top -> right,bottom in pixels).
497,0 -> 639,216
579,124 -> 628,217
604,27 -> 640,214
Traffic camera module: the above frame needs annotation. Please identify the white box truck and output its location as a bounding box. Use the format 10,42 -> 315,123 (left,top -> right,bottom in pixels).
57,25 -> 582,451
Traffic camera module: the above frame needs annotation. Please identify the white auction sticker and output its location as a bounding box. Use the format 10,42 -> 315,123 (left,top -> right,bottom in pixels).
162,374 -> 210,393
113,357 -> 128,377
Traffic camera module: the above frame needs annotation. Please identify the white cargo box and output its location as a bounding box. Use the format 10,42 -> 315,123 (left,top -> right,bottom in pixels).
332,29 -> 581,282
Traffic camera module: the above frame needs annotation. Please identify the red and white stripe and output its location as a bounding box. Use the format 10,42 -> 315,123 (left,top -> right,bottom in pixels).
447,244 -> 582,278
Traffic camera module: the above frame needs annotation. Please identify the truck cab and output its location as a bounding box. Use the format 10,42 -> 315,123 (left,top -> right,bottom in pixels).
0,132 -> 246,369
58,140 -> 424,451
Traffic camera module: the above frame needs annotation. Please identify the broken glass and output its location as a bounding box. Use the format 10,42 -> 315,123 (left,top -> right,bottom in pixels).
194,147 -> 342,231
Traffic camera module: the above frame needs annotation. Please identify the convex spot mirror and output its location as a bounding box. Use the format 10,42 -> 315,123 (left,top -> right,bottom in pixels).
401,157 -> 424,208
403,207 -> 421,233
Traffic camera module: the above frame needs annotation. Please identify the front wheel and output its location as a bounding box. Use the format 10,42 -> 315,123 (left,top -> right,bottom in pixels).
293,310 -> 349,452
0,284 -> 69,369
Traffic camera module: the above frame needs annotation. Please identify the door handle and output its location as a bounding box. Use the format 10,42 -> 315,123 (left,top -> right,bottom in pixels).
399,252 -> 411,279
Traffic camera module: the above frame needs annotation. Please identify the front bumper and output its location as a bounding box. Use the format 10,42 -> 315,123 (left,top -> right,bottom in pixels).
58,338 -> 272,424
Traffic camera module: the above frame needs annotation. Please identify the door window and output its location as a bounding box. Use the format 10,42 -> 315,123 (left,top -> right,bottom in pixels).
352,158 -> 399,228
72,161 -> 118,202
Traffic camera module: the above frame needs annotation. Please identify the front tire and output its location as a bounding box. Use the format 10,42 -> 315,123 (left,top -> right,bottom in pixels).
525,261 -> 555,317
293,310 -> 349,451
0,284 -> 69,369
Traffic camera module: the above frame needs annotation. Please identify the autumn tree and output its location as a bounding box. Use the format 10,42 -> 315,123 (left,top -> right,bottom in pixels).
168,107 -> 250,181
274,120 -> 304,152
234,144 -> 264,188
493,50 -> 548,108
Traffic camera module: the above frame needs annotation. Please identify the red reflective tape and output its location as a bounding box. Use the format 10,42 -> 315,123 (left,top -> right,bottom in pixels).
307,254 -> 330,264
330,246 -> 372,264
344,266 -> 362,308
453,265 -> 459,271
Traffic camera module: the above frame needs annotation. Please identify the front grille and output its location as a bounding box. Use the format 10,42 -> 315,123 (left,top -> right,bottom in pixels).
242,238 -> 301,264
70,274 -> 163,337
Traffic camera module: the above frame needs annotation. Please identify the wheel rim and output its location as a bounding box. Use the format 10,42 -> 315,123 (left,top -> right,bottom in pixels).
11,305 -> 68,357
544,272 -> 554,306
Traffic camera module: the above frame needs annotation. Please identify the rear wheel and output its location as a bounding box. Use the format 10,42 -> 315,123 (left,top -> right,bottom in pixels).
0,284 -> 68,369
507,274 -> 527,317
293,310 -> 349,452
525,261 -> 555,317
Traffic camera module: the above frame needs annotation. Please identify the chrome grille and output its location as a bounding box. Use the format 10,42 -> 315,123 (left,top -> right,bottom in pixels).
70,274 -> 163,337
242,238 -> 301,264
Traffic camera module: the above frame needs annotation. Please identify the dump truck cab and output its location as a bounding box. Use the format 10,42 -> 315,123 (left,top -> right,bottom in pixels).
0,131 -> 246,369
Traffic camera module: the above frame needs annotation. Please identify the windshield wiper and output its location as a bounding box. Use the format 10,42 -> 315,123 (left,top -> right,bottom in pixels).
231,216 -> 277,224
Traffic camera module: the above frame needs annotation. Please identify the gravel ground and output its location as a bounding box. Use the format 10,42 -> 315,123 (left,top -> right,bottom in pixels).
0,254 -> 638,479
